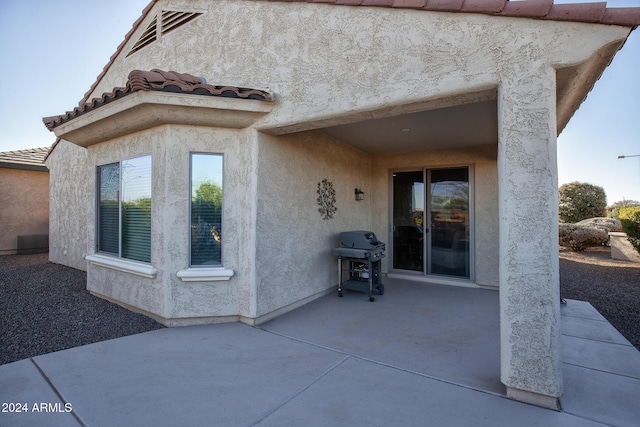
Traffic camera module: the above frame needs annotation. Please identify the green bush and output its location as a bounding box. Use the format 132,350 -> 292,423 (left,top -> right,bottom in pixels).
619,206 -> 640,255
607,200 -> 640,218
558,182 -> 607,223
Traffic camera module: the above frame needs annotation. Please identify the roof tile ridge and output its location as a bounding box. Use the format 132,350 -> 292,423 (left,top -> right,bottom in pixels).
127,69 -> 274,101
500,0 -> 553,18
545,1 -> 607,23
128,69 -> 204,92
421,0 -> 464,12
602,7 -> 640,26
44,69 -> 274,131
392,0 -> 426,9
460,0 -> 507,14
361,0 -> 395,7
259,0 -> 640,26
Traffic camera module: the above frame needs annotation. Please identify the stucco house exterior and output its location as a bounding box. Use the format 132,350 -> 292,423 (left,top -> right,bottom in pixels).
43,0 -> 640,410
0,147 -> 49,255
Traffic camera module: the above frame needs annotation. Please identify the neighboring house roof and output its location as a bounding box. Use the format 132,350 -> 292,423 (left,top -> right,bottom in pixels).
79,0 -> 640,107
43,69 -> 273,131
0,147 -> 49,172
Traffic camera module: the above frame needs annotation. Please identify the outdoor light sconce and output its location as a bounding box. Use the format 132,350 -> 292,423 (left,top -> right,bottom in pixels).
355,188 -> 364,201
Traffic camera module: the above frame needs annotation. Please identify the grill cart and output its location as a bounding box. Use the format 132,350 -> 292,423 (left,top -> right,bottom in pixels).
330,231 -> 385,302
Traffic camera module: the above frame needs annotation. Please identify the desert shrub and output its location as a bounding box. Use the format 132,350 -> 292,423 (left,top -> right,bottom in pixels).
607,200 -> 640,218
619,206 -> 640,254
559,182 -> 607,223
575,217 -> 622,232
558,223 -> 609,251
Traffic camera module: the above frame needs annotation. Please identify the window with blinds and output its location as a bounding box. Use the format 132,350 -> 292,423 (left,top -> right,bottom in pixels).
97,155 -> 152,263
190,153 -> 223,267
98,164 -> 120,255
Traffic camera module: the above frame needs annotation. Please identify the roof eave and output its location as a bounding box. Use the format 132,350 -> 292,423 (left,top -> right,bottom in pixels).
50,91 -> 274,147
0,161 -> 49,172
555,37 -> 626,135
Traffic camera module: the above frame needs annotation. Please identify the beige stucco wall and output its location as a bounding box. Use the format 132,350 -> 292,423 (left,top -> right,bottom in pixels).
0,167 -> 49,255
254,131 -> 372,318
46,140 -> 89,270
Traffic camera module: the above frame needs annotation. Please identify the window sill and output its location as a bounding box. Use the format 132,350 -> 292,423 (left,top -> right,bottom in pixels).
86,254 -> 157,278
177,267 -> 234,282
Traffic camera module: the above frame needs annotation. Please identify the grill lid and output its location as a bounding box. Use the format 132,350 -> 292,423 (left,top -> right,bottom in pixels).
339,230 -> 384,249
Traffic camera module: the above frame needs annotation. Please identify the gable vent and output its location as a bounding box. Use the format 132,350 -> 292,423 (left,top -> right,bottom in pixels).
128,11 -> 202,57
161,11 -> 201,35
128,16 -> 157,56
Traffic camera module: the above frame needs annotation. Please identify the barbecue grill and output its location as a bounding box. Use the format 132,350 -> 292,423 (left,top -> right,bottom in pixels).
330,230 -> 385,301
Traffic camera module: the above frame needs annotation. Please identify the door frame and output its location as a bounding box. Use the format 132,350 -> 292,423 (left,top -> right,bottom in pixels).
388,165 -> 476,285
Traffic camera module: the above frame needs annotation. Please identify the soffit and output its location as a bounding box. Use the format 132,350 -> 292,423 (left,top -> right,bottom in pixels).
321,100 -> 498,154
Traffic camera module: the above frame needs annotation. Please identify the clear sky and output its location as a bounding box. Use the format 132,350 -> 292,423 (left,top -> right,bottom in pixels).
0,0 -> 638,205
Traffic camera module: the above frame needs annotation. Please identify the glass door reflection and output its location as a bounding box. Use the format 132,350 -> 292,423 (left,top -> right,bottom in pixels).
392,171 -> 424,272
428,168 -> 469,278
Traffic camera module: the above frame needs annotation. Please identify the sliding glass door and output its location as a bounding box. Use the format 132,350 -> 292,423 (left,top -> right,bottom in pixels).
392,167 -> 470,279
392,171 -> 424,272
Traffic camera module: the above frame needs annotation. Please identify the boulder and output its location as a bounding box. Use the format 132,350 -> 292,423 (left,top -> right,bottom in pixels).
559,223 -> 609,251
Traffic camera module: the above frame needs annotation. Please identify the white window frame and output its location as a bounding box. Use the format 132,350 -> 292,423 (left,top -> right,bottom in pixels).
89,155 -> 155,278
178,152 -> 233,282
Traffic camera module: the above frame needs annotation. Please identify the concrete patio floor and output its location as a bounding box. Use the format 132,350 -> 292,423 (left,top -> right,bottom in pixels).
1,278 -> 638,426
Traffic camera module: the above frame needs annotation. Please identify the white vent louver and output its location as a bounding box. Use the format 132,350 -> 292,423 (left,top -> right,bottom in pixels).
161,11 -> 200,34
128,16 -> 157,56
128,11 -> 202,57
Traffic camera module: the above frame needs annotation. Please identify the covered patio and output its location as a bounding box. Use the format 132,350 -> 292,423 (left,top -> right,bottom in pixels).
260,278 -> 639,425
3,277 -> 638,426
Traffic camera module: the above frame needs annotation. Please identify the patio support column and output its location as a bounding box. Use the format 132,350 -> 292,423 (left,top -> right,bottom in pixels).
497,64 -> 562,410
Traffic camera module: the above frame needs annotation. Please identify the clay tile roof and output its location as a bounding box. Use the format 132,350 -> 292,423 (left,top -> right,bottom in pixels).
255,0 -> 640,25
44,69 -> 273,131
0,147 -> 49,171
602,7 -> 640,26
545,2 -> 607,23
500,0 -> 553,18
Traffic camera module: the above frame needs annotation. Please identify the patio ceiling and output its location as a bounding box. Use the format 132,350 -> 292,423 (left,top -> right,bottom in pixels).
316,40 -> 623,156
320,100 -> 498,154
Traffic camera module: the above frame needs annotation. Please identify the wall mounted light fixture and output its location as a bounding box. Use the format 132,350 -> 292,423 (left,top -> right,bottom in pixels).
355,188 -> 364,201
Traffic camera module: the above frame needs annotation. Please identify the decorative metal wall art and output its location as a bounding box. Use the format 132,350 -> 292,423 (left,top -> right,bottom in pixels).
317,179 -> 337,220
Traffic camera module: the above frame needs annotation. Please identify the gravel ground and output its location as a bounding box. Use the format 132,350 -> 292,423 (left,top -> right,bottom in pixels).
0,253 -> 164,365
560,246 -> 640,351
1,250 -> 638,365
